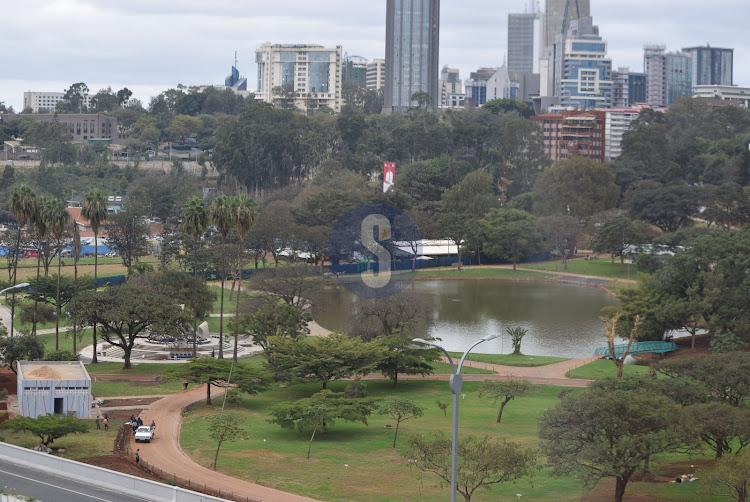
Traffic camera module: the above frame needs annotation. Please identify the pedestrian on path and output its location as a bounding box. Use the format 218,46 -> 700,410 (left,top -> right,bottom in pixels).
95,416 -> 100,430
135,449 -> 140,465
103,417 -> 108,431
183,380 -> 188,390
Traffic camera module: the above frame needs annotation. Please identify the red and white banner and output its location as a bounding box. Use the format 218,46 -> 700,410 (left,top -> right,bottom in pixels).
383,162 -> 395,192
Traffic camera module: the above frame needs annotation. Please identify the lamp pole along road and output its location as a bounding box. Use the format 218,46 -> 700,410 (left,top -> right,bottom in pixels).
0,282 -> 30,336
413,333 -> 501,502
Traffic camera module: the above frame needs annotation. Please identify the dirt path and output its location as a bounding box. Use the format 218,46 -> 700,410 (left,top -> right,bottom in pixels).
137,384 -> 320,502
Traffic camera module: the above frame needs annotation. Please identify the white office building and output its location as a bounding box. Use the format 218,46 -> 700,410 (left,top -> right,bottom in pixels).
255,43 -> 343,113
23,92 -> 92,113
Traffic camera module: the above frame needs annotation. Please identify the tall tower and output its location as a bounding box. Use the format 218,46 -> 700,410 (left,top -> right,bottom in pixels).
383,0 -> 440,113
682,45 -> 733,86
543,0 -> 590,53
508,10 -> 543,74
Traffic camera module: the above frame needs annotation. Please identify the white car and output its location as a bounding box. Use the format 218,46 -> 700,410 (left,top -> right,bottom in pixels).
134,426 -> 154,443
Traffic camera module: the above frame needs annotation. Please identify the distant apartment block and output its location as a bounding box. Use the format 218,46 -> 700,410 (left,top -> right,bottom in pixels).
612,68 -> 646,107
605,107 -> 646,162
682,45 -> 733,86
693,85 -> 750,108
2,113 -> 123,144
366,59 -> 386,91
532,110 -> 606,163
644,45 -> 692,107
23,91 -> 92,113
440,67 -> 464,107
343,56 -> 368,88
255,43 -> 343,113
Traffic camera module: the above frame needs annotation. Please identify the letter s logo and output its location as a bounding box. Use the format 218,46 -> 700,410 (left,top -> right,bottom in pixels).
361,214 -> 391,289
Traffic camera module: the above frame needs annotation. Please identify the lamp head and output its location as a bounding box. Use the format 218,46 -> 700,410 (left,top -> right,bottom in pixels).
411,338 -> 431,345
480,333 -> 502,342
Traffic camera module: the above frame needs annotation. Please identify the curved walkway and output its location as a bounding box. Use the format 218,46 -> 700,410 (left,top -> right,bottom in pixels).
137,384 -> 320,502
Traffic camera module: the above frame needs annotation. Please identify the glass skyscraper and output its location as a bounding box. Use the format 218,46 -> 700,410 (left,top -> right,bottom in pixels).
383,0 -> 440,113
682,45 -> 733,86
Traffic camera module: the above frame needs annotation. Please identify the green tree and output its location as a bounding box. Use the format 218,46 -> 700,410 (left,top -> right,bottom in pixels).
477,379 -> 537,423
703,449 -> 750,502
47,199 -> 70,351
592,215 -> 648,269
482,98 -> 534,118
628,184 -> 703,233
404,433 -> 538,502
57,82 -> 90,113
229,301 -> 309,351
656,353 -> 750,407
2,414 -> 90,446
81,188 -> 108,363
265,333 -> 386,389
232,194 -> 257,362
9,185 -> 37,337
536,215 -> 580,272
376,331 -> 439,388
210,194 -> 236,359
104,210 -> 149,269
267,389 -> 381,459
31,195 -> 50,335
688,402 -> 750,459
506,325 -> 527,355
378,396 -> 424,448
0,333 -> 44,373
167,357 -> 269,405
539,388 -> 697,502
129,269 -> 215,321
180,197 -> 209,357
703,182 -> 750,230
207,411 -> 249,470
477,208 -> 542,269
70,285 -> 191,369
532,157 -> 619,222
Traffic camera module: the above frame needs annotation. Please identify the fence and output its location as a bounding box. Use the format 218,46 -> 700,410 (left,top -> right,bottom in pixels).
116,424 -> 261,502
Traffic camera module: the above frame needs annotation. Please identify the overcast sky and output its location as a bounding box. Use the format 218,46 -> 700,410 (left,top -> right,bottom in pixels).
1,0 -> 747,111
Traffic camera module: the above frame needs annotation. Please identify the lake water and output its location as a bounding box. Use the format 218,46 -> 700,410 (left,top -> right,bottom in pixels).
312,280 -> 621,359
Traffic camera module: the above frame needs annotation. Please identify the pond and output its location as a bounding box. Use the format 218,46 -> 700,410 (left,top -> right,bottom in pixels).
312,280 -> 622,359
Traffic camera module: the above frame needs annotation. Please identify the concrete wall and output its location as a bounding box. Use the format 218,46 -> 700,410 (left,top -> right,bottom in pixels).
0,442 -> 228,502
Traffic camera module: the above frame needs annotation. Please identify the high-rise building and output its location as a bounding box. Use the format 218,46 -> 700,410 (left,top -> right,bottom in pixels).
383,0 -> 440,113
531,109 -> 606,163
508,10 -> 543,73
366,59 -> 386,91
23,91 -> 92,113
543,0 -> 590,54
682,45 -> 733,86
559,17 -> 612,109
644,45 -> 692,107
225,66 -> 248,91
465,68 -> 500,108
255,43 -> 343,113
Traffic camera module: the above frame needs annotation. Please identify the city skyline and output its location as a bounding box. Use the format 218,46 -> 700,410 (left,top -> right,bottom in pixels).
1,1 -> 748,111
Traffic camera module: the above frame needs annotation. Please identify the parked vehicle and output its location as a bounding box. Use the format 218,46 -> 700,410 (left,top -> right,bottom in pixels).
134,426 -> 155,443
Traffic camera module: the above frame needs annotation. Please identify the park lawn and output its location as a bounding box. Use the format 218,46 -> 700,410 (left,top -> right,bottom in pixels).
416,267 -> 553,280
180,380 -> 703,501
38,328 -> 91,354
1,419 -> 117,460
448,352 -> 569,367
523,257 -> 639,280
566,359 -> 660,379
430,361 -> 495,374
91,379 -> 184,397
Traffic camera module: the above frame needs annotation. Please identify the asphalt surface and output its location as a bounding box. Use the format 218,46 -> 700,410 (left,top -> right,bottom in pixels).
0,458 -> 153,502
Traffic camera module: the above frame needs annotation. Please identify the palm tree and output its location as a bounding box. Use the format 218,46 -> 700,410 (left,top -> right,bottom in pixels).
82,189 -> 108,364
8,185 -> 36,337
48,199 -> 70,351
210,195 -> 236,359
181,197 -> 209,358
31,196 -> 51,335
232,194 -> 257,362
71,221 -> 82,354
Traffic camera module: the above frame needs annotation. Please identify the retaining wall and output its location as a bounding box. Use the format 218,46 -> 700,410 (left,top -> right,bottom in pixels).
0,442 -> 228,502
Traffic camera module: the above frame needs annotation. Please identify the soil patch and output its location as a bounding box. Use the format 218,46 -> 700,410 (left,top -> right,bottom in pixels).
78,455 -> 167,483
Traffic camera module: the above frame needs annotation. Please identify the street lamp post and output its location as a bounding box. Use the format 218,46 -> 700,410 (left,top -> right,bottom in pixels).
0,283 -> 30,337
413,333 -> 501,502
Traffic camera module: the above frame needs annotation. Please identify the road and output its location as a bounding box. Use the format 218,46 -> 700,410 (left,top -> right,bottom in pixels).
0,457 -> 151,502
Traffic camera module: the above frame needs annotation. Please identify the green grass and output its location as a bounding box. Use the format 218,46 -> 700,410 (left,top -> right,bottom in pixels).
180,380 -> 706,501
523,258 -> 640,280
416,267 -> 553,279
1,418 -> 117,460
430,361 -> 495,374
91,379 -> 185,397
449,352 -> 569,367
566,359 -> 658,379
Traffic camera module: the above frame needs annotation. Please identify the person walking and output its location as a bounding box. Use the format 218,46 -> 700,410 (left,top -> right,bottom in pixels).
95,416 -> 100,430
135,449 -> 140,465
103,417 -> 108,431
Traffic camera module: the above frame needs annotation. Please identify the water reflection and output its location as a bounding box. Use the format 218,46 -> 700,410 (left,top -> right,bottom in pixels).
312,280 -> 622,359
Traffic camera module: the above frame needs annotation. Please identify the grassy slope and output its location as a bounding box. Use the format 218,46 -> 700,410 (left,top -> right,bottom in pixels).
448,353 -> 568,367
523,258 -> 639,280
416,268 -> 553,279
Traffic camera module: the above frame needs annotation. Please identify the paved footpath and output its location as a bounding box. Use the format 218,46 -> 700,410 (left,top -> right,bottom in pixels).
137,384 -> 320,502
